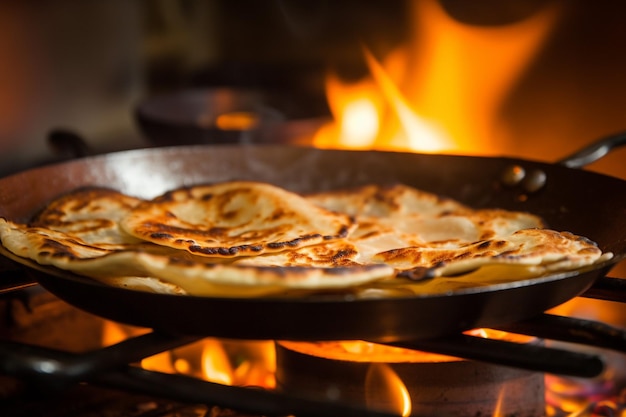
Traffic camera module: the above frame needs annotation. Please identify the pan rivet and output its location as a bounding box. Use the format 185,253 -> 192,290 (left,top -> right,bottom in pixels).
501,165 -> 526,186
522,169 -> 547,193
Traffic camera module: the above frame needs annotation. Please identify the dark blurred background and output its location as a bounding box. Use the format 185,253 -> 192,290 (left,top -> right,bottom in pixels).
0,0 -> 625,179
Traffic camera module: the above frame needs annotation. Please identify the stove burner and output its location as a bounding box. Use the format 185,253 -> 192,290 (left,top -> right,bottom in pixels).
0,271 -> 624,416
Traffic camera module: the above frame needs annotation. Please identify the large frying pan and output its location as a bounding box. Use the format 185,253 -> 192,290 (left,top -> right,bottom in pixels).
1,135 -> 625,342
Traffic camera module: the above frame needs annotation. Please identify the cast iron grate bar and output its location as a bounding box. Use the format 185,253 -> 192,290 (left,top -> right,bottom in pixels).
384,333 -> 605,378
581,276 -> 626,302
0,267 -> 37,294
0,312 -> 622,387
98,366 -> 399,417
494,313 -> 626,351
0,332 -> 201,389
0,337 -> 398,417
382,312 -> 626,377
0,271 -> 625,407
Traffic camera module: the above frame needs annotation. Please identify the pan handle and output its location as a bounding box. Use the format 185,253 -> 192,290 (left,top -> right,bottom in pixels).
557,131 -> 626,169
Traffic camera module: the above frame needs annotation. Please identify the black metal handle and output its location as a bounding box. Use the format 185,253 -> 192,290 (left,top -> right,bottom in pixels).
557,131 -> 626,169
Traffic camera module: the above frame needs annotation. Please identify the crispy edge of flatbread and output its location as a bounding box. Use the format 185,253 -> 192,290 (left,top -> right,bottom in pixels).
120,181 -> 355,258
30,186 -> 146,246
378,228 -> 612,277
0,218 -> 394,296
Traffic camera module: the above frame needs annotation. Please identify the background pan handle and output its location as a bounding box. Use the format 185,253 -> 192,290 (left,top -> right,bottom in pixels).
558,131 -> 626,168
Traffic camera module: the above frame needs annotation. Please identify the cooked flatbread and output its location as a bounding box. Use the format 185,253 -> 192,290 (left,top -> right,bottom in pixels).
93,276 -> 188,295
120,181 -> 354,258
0,219 -> 116,261
375,228 -> 610,277
233,240 -> 364,268
306,184 -> 609,276
0,181 -> 612,298
26,186 -> 191,257
31,187 -> 145,247
133,252 -> 393,294
0,183 -> 390,295
306,184 -> 544,245
0,218 -> 393,296
305,183 -> 470,218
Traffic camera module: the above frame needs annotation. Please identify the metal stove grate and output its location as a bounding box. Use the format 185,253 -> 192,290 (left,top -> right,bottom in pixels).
0,266 -> 625,416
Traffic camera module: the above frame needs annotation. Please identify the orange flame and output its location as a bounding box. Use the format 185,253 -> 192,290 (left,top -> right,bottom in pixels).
313,0 -> 562,154
102,321 -> 275,388
492,385 -> 507,417
365,363 -> 412,417
312,73 -> 383,149
364,47 -> 452,152
201,339 -> 234,385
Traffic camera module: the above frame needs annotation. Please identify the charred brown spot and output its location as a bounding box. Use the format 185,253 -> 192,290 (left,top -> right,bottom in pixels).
267,234 -> 322,250
155,191 -> 177,202
208,227 -> 228,236
451,252 -> 473,261
187,244 -> 269,257
188,245 -> 236,256
431,255 -> 453,265
476,240 -> 492,250
220,247 -> 237,256
323,225 -> 350,239
40,238 -> 79,259
151,232 -> 174,240
373,188 -> 400,211
269,209 -> 285,221
41,239 -> 70,250
331,248 -> 358,264
221,209 -> 240,220
168,258 -> 197,267
174,239 -> 196,245
477,239 -> 508,250
496,250 -> 522,260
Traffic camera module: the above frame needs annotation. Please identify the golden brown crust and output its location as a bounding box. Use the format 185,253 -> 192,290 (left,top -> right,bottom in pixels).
120,182 -> 354,258
0,218 -> 394,294
374,228 -> 605,275
31,186 -> 145,247
0,182 -> 612,297
305,183 -> 471,218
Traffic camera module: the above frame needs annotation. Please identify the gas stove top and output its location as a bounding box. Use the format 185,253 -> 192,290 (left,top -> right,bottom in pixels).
0,264 -> 625,416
